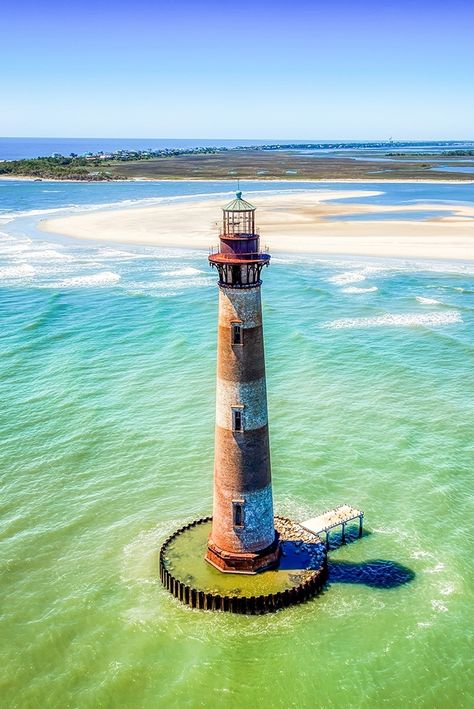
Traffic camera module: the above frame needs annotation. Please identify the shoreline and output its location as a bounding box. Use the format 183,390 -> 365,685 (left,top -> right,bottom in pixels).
1,174 -> 474,185
38,190 -> 474,262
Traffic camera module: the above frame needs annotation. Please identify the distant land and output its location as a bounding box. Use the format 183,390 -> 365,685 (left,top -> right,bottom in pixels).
1,141 -> 474,181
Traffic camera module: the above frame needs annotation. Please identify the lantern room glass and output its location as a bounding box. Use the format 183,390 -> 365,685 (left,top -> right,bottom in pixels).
223,209 -> 255,236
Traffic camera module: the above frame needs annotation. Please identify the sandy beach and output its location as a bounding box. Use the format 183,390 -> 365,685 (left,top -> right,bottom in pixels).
39,190 -> 474,260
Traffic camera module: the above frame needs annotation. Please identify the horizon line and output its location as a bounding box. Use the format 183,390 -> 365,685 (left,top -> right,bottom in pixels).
1,135 -> 473,143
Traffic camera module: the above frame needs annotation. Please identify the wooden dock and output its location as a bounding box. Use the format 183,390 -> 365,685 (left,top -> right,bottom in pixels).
302,504 -> 364,548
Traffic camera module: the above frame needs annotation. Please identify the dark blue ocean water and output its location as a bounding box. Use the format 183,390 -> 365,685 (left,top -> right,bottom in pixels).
0,138 -> 287,161
1,137 -> 473,161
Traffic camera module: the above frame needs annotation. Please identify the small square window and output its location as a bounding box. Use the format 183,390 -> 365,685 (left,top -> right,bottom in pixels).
233,501 -> 244,527
232,408 -> 243,432
231,322 -> 243,345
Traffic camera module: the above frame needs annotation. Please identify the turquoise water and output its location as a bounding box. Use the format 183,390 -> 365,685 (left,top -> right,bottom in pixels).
1,180 -> 474,707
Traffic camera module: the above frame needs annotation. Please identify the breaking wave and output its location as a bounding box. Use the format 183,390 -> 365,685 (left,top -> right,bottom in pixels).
52,271 -> 121,288
161,266 -> 203,277
342,286 -> 378,294
322,311 -> 462,329
0,263 -> 36,279
28,249 -> 73,261
328,271 -> 368,285
416,296 -> 442,305
96,247 -> 141,259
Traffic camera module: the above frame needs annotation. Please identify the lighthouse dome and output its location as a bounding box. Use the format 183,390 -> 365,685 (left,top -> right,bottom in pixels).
223,191 -> 256,212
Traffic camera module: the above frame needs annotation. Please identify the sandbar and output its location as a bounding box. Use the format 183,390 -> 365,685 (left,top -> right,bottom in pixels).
39,190 -> 474,261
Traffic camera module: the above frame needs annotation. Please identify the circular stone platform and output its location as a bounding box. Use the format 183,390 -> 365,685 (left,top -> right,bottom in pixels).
159,516 -> 327,614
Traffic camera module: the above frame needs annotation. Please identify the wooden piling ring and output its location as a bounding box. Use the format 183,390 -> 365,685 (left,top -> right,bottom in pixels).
159,516 -> 328,615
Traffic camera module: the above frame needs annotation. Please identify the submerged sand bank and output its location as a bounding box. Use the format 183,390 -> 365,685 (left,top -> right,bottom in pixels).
39,190 -> 474,261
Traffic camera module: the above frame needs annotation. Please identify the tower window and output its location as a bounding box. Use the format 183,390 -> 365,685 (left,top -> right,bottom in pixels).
233,501 -> 244,528
231,322 -> 243,345
232,407 -> 243,432
231,265 -> 242,285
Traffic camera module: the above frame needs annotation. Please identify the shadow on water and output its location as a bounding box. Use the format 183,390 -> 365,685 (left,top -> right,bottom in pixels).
278,540 -> 326,572
325,528 -> 415,588
277,536 -> 415,590
328,559 -> 415,589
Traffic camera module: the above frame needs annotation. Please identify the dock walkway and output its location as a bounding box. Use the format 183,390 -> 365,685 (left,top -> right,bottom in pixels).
302,504 -> 363,548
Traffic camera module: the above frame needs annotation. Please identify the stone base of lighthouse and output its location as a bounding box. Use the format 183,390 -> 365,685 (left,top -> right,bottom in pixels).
159,516 -> 327,614
205,532 -> 280,574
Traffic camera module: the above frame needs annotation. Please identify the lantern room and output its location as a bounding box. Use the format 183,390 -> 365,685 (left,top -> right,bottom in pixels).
209,191 -> 270,288
222,191 -> 256,236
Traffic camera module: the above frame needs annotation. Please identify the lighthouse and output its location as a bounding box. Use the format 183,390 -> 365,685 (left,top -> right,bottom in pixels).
205,192 -> 280,574
159,190 -> 329,609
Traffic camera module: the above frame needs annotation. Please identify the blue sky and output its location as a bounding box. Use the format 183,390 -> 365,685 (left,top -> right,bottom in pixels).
2,0 -> 473,139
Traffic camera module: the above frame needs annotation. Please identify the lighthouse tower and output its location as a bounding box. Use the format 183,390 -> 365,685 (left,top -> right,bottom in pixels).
206,193 -> 280,574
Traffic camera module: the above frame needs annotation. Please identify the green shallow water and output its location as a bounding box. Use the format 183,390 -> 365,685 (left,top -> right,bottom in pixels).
1,181 -> 474,707
162,519 -> 325,596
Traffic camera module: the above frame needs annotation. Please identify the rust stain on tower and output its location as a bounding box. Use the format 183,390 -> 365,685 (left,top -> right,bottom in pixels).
206,192 -> 280,574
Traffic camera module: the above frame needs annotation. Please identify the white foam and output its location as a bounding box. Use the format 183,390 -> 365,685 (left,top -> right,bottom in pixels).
6,206 -> 78,219
0,263 -> 35,279
53,271 -> 121,287
411,550 -> 433,560
322,311 -> 462,329
431,599 -> 448,613
328,271 -> 367,285
327,259 -> 474,281
416,296 -> 441,305
0,242 -> 32,256
161,266 -> 203,277
126,288 -> 179,299
426,562 -> 446,574
96,247 -> 140,259
29,249 -> 73,261
342,286 -> 378,294
439,582 -> 455,596
146,276 -> 212,290
327,263 -> 394,287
